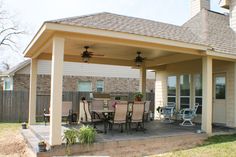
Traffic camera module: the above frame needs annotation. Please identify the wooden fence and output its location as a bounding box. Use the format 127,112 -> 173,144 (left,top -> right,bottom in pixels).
0,91 -> 154,122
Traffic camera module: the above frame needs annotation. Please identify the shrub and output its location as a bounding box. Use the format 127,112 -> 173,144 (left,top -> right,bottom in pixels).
78,125 -> 96,144
63,128 -> 79,155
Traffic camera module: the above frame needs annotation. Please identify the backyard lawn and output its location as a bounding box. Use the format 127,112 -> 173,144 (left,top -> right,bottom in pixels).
1,123 -> 236,157
0,123 -> 33,157
154,134 -> 236,157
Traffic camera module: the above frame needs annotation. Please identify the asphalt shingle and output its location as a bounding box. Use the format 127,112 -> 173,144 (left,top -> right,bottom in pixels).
49,11 -> 236,55
49,12 -> 205,46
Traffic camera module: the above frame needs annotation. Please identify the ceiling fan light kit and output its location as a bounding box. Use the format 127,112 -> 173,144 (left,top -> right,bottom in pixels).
135,51 -> 144,66
82,46 -> 91,62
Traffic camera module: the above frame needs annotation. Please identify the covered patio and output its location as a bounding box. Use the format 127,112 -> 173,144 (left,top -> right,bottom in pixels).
23,13 -> 236,147
22,120 -> 236,156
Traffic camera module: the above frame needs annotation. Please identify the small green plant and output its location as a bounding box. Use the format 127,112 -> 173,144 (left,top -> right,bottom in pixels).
63,128 -> 79,155
78,125 -> 96,144
134,92 -> 143,101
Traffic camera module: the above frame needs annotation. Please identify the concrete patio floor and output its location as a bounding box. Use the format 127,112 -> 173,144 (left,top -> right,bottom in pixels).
29,120 -> 202,143
21,120 -> 236,156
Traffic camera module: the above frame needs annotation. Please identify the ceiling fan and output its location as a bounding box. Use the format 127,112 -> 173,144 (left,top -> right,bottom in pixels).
135,51 -> 144,66
81,46 -> 104,62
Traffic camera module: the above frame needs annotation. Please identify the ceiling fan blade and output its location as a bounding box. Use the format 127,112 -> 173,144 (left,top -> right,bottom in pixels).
93,54 -> 105,56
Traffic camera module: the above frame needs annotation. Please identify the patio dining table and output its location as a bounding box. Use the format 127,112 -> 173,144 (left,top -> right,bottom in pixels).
91,109 -> 114,134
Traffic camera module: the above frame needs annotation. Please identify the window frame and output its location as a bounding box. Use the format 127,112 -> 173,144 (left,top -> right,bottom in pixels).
214,75 -> 226,100
167,75 -> 177,104
179,74 -> 191,109
3,77 -> 13,91
193,73 -> 202,114
77,81 -> 92,92
96,80 -> 104,92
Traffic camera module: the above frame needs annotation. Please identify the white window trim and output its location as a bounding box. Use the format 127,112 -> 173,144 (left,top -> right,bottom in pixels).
193,73 -> 202,114
179,74 -> 191,109
3,77 -> 13,91
96,80 -> 104,92
167,76 -> 177,104
78,81 -> 92,92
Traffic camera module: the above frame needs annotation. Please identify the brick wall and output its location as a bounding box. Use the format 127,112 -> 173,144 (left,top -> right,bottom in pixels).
13,74 -> 155,94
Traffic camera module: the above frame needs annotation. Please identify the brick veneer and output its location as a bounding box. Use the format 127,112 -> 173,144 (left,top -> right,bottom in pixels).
13,74 -> 155,94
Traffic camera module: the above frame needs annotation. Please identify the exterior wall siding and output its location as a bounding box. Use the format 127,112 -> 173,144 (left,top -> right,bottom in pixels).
213,60 -> 235,127
230,0 -> 236,32
154,59 -> 236,127
191,0 -> 210,18
13,74 -> 155,94
17,60 -> 155,79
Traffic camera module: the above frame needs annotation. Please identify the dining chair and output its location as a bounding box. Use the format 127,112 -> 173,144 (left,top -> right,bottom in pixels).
82,100 -> 103,128
128,101 -> 145,132
108,102 -> 128,133
43,101 -> 73,125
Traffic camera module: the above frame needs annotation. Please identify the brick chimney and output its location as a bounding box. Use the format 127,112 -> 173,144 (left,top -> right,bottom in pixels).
220,0 -> 236,31
191,0 -> 210,18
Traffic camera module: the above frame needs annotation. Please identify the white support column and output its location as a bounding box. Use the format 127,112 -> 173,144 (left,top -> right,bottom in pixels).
154,71 -> 166,120
202,56 -> 212,134
49,37 -> 64,146
139,65 -> 146,100
234,63 -> 236,127
28,59 -> 37,125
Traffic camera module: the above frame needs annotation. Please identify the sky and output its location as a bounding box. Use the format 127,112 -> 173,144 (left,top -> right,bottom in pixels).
0,0 -> 228,68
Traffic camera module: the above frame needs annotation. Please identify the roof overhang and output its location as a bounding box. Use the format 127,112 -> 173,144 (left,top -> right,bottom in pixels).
23,22 -> 210,58
219,0 -> 230,9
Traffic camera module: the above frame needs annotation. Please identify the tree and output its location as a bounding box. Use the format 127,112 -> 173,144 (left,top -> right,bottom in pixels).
0,2 -> 24,51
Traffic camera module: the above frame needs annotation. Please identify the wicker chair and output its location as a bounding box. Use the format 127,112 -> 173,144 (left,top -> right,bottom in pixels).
128,101 -> 145,132
108,102 -> 128,133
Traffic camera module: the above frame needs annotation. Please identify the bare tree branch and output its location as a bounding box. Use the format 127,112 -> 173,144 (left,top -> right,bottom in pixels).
0,1 -> 24,51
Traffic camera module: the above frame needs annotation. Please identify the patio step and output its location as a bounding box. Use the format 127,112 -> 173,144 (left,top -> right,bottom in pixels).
21,129 -> 41,153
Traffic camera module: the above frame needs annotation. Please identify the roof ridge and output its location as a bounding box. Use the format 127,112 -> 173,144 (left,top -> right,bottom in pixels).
47,12 -> 109,23
48,12 -> 183,28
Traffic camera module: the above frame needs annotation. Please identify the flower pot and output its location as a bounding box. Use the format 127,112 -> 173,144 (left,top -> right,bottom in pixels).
135,97 -> 142,101
38,143 -> 47,152
22,123 -> 27,129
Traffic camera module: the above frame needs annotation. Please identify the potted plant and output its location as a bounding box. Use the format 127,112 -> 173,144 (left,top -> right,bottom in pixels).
21,122 -> 27,129
134,92 -> 143,101
38,141 -> 47,152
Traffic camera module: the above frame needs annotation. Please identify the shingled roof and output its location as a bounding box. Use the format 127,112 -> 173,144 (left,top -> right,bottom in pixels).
183,9 -> 236,55
49,12 -> 205,46
49,11 -> 236,55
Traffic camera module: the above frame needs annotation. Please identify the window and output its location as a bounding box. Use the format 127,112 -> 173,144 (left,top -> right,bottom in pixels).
215,76 -> 226,99
96,80 -> 104,92
78,81 -> 92,92
180,74 -> 190,109
167,76 -> 176,103
194,74 -> 202,114
3,77 -> 13,91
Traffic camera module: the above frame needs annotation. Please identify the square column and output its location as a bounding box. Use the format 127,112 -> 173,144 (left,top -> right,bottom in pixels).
28,59 -> 37,125
202,56 -> 212,134
154,71 -> 166,119
139,65 -> 146,99
49,37 -> 64,146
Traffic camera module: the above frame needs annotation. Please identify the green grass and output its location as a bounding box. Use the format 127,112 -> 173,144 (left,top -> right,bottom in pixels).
0,123 -> 21,136
156,134 -> 236,157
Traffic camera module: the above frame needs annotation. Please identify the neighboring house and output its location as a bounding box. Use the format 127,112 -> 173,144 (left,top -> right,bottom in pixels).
0,59 -> 155,93
23,0 -> 236,145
